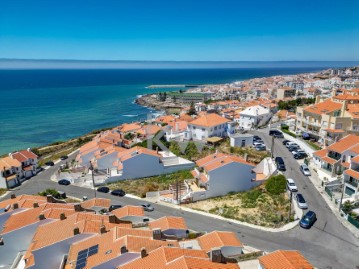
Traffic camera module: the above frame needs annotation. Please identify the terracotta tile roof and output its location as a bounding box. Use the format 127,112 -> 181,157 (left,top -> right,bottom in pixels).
0,156 -> 22,171
351,155 -> 359,163
156,115 -> 176,124
168,121 -> 188,132
189,113 -> 230,128
313,149 -> 328,158
124,235 -> 180,253
259,250 -> 314,269
115,227 -> 153,238
166,256 -> 239,269
119,123 -> 142,133
199,173 -> 208,183
304,99 -> 342,115
349,145 -> 359,154
112,205 -> 145,218
327,135 -> 359,154
196,153 -> 254,172
120,246 -> 209,269
197,231 -> 242,252
149,216 -> 187,231
344,169 -> 359,180
116,146 -> 160,162
80,198 -> 111,209
333,93 -> 359,101
0,195 -> 47,210
324,129 -> 345,133
179,114 -> 195,122
342,162 -> 350,169
346,104 -> 359,119
137,125 -> 162,136
191,170 -> 199,178
11,149 -> 38,162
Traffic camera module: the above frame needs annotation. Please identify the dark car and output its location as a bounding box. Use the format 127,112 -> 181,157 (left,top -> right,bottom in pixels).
111,189 -> 126,197
269,129 -> 280,136
58,179 -> 71,185
45,161 -> 55,166
273,131 -> 284,138
293,152 -> 306,159
282,139 -> 290,145
275,157 -> 286,171
97,186 -> 110,193
141,203 -> 154,212
300,211 -> 317,229
288,145 -> 300,152
109,204 -> 123,211
253,135 -> 261,141
60,155 -> 68,160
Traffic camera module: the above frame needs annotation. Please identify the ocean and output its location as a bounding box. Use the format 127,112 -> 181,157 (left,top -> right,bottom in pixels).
0,64 -> 355,154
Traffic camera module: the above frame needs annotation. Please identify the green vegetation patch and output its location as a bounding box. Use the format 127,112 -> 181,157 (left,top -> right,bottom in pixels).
0,188 -> 7,196
265,174 -> 287,195
107,170 -> 193,198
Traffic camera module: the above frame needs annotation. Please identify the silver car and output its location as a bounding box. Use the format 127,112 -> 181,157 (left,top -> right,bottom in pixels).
300,164 -> 311,176
296,193 -> 308,209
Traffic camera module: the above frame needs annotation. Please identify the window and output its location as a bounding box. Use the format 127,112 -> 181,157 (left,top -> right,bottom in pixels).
214,127 -> 217,130
334,110 -> 340,117
202,128 -> 205,131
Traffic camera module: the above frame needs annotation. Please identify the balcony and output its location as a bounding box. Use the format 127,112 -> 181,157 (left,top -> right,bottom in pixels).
328,152 -> 341,161
345,177 -> 358,188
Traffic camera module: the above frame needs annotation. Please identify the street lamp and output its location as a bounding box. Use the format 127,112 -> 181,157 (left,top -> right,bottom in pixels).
271,136 -> 275,159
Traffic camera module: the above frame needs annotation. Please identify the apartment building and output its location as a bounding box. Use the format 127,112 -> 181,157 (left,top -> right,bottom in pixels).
296,94 -> 359,146
275,87 -> 296,99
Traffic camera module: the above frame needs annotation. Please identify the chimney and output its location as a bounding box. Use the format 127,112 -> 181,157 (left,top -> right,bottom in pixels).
152,228 -> 162,240
10,194 -> 16,199
341,101 -> 347,117
210,248 -> 224,263
0,237 -> 4,245
120,246 -> 128,254
109,215 -> 119,224
140,247 -> 148,258
73,227 -> 80,235
13,203 -> 19,210
39,214 -> 45,220
46,195 -> 56,203
27,148 -> 31,152
60,213 -> 66,220
74,204 -> 84,212
100,225 -> 107,234
33,202 -> 39,208
8,153 -> 13,159
4,204 -> 11,212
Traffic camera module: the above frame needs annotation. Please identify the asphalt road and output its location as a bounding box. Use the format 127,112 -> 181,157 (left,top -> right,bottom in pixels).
1,135 -> 359,269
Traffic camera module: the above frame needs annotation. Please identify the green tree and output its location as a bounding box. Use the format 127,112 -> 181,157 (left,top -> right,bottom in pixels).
188,102 -> 197,116
265,174 -> 287,195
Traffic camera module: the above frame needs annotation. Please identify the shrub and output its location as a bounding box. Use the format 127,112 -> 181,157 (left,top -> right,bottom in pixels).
265,174 -> 287,195
38,188 -> 60,198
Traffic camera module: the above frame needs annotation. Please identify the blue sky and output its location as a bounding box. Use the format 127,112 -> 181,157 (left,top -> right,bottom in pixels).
0,0 -> 358,61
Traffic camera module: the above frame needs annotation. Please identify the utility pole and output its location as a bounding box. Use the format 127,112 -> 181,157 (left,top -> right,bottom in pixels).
339,175 -> 345,210
288,191 -> 293,222
89,161 -> 97,198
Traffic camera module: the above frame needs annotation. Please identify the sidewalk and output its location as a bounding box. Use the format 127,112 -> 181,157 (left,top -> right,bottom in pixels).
282,133 -> 315,157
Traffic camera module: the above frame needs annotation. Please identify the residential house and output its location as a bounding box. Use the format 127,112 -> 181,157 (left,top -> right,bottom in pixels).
11,149 -> 38,179
258,250 -> 314,269
108,147 -> 194,182
112,206 -> 148,224
197,231 -> 243,257
186,113 -> 230,141
164,121 -> 188,141
229,133 -> 254,147
148,216 -> 188,239
0,156 -> 22,188
276,87 -> 296,99
237,105 -> 272,130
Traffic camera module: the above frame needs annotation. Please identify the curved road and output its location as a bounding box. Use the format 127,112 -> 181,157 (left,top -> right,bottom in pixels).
1,132 -> 358,269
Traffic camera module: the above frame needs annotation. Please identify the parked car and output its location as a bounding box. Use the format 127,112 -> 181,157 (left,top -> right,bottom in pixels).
111,189 -> 126,197
269,129 -> 283,138
286,178 -> 298,192
282,139 -> 290,145
300,164 -> 311,176
97,186 -> 110,193
255,144 -> 266,151
292,149 -> 307,157
60,155 -> 68,160
109,204 -> 123,211
293,152 -> 306,159
45,161 -> 55,166
288,145 -> 300,152
58,179 -> 71,185
295,193 -> 308,209
253,135 -> 261,141
300,210 -> 317,228
275,157 -> 286,171
285,141 -> 297,148
253,140 -> 264,146
141,203 -> 154,212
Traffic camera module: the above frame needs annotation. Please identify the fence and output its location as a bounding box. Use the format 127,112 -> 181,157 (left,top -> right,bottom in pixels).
348,215 -> 359,229
324,186 -> 333,199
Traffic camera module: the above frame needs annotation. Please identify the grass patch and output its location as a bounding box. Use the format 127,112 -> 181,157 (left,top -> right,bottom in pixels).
0,188 -> 7,196
305,140 -> 321,150
107,170 -> 193,198
185,185 -> 291,228
265,174 -> 287,195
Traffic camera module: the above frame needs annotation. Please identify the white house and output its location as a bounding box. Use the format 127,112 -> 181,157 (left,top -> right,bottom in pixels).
229,133 -> 254,148
0,156 -> 22,189
11,149 -> 38,180
185,113 -> 230,141
107,146 -> 194,182
237,105 -> 272,130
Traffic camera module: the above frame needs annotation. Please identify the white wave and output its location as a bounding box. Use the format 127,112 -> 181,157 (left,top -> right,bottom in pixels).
122,114 -> 138,117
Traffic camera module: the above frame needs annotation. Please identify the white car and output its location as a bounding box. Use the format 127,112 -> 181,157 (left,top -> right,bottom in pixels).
253,141 -> 264,146
285,141 -> 297,148
296,193 -> 308,209
300,164 -> 311,176
287,178 -> 298,192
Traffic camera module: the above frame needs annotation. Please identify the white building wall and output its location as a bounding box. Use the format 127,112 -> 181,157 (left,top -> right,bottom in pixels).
96,152 -> 119,170
205,162 -> 256,198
